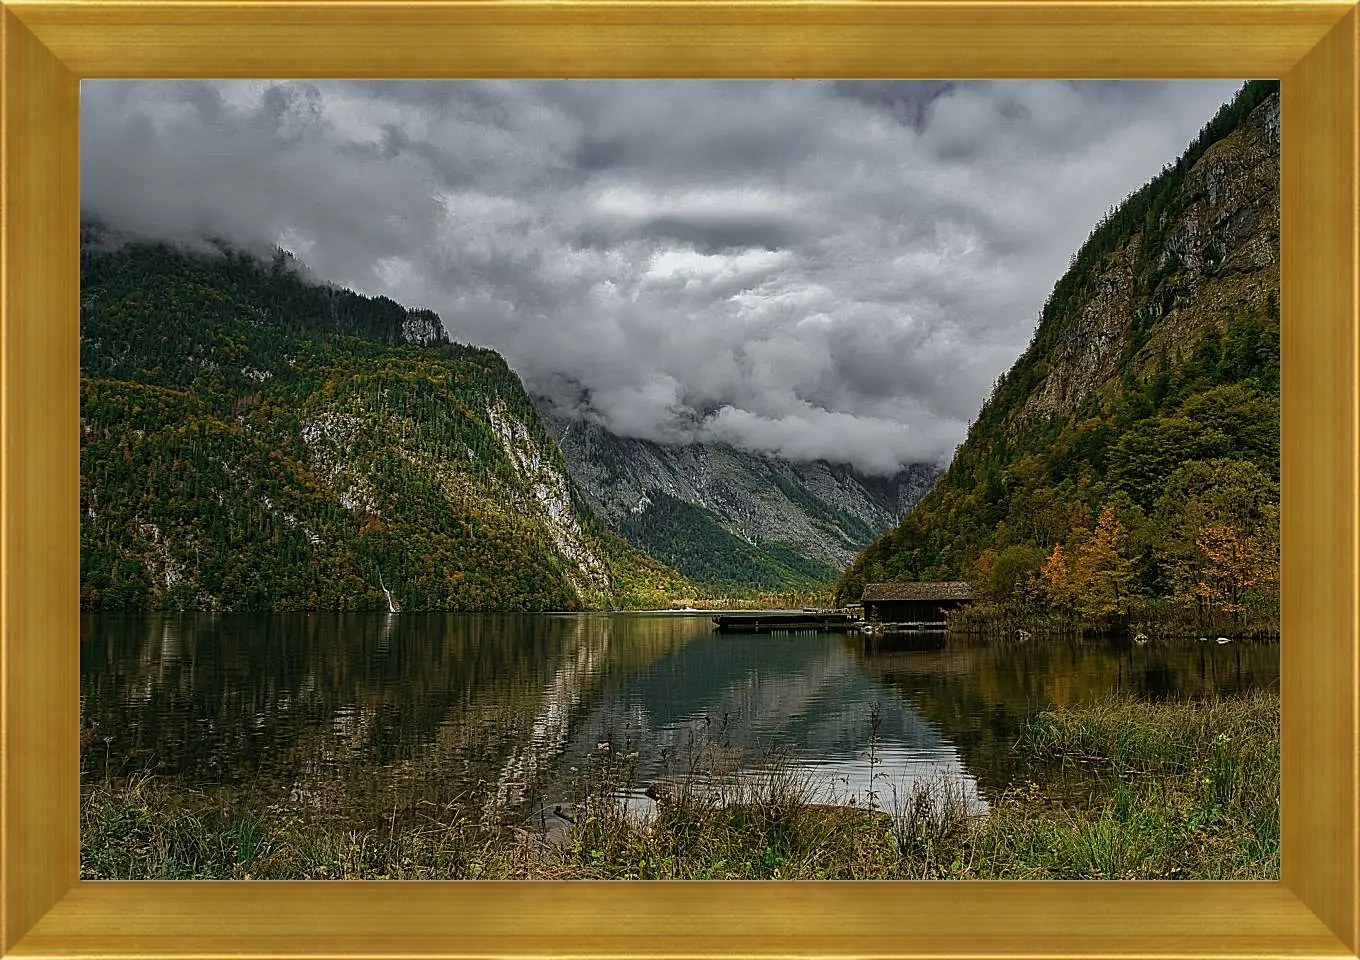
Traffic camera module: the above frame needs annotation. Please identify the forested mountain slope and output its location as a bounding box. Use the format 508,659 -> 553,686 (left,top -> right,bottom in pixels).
80,230 -> 692,612
836,82 -> 1281,626
536,402 -> 941,592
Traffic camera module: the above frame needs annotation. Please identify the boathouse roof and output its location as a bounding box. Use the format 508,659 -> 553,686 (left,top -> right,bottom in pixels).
861,581 -> 974,602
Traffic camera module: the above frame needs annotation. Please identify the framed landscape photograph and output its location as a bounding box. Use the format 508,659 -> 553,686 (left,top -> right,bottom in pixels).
2,1 -> 1357,959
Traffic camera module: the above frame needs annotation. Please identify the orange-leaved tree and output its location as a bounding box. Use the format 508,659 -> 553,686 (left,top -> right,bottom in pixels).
1070,506 -> 1135,619
1040,542 -> 1075,612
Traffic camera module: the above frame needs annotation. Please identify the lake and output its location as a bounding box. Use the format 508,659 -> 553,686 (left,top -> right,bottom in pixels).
81,612 -> 1279,828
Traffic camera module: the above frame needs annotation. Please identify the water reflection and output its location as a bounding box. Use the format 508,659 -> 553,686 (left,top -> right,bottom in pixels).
488,615 -> 615,811
81,613 -> 1278,822
552,629 -> 986,816
853,632 -> 1278,791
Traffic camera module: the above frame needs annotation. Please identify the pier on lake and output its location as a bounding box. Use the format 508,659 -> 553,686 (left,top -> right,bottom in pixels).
712,612 -> 861,634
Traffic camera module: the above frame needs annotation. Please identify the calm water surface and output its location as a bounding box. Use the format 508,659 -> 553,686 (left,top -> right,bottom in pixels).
81,612 -> 1279,822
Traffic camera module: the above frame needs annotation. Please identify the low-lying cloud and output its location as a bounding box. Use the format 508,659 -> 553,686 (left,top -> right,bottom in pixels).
81,79 -> 1242,473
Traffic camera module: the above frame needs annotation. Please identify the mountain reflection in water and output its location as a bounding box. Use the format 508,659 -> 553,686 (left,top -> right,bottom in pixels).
81,613 -> 1278,823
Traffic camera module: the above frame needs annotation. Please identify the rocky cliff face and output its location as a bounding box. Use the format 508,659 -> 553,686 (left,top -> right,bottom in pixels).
536,400 -> 941,585
401,308 -> 449,347
484,398 -> 614,600
1021,93 -> 1278,426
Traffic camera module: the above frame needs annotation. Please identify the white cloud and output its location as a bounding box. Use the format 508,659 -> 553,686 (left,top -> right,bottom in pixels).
81,79 -> 1245,472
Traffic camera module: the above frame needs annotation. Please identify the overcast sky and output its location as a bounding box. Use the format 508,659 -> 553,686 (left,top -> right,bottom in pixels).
81,79 -> 1242,474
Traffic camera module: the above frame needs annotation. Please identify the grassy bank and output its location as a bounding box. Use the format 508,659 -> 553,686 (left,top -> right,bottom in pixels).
948,602 -> 1281,641
81,690 -> 1278,880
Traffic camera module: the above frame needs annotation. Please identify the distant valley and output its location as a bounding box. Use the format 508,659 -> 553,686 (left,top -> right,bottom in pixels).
536,401 -> 940,590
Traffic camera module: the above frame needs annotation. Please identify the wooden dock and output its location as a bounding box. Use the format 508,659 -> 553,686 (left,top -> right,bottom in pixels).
712,612 -> 860,634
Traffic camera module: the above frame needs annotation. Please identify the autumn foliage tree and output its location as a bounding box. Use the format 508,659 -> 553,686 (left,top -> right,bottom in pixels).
1189,522 -> 1275,617
1040,543 -> 1076,611
1157,459 -> 1278,624
1070,507 -> 1136,619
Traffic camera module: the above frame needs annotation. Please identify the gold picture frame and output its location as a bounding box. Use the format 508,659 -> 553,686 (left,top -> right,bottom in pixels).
2,2 -> 1356,957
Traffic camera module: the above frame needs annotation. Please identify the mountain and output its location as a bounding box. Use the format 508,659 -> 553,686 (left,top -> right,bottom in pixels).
535,401 -> 942,591
836,81 -> 1281,624
79,229 -> 694,612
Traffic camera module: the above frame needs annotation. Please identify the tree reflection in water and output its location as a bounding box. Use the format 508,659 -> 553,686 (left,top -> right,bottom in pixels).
81,613 -> 1278,826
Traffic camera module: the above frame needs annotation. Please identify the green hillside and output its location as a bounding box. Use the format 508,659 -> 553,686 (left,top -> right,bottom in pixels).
614,490 -> 840,591
836,82 -> 1281,630
80,232 -> 693,612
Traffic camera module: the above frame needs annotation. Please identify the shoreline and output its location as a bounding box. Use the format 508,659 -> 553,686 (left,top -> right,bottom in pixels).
80,690 -> 1280,881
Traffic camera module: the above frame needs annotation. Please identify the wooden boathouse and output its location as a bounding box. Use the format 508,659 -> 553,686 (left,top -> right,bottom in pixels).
861,582 -> 974,630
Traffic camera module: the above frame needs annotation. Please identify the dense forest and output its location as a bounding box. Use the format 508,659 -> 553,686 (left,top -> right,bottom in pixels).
80,230 -> 695,612
837,82 -> 1281,632
614,490 -> 841,590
